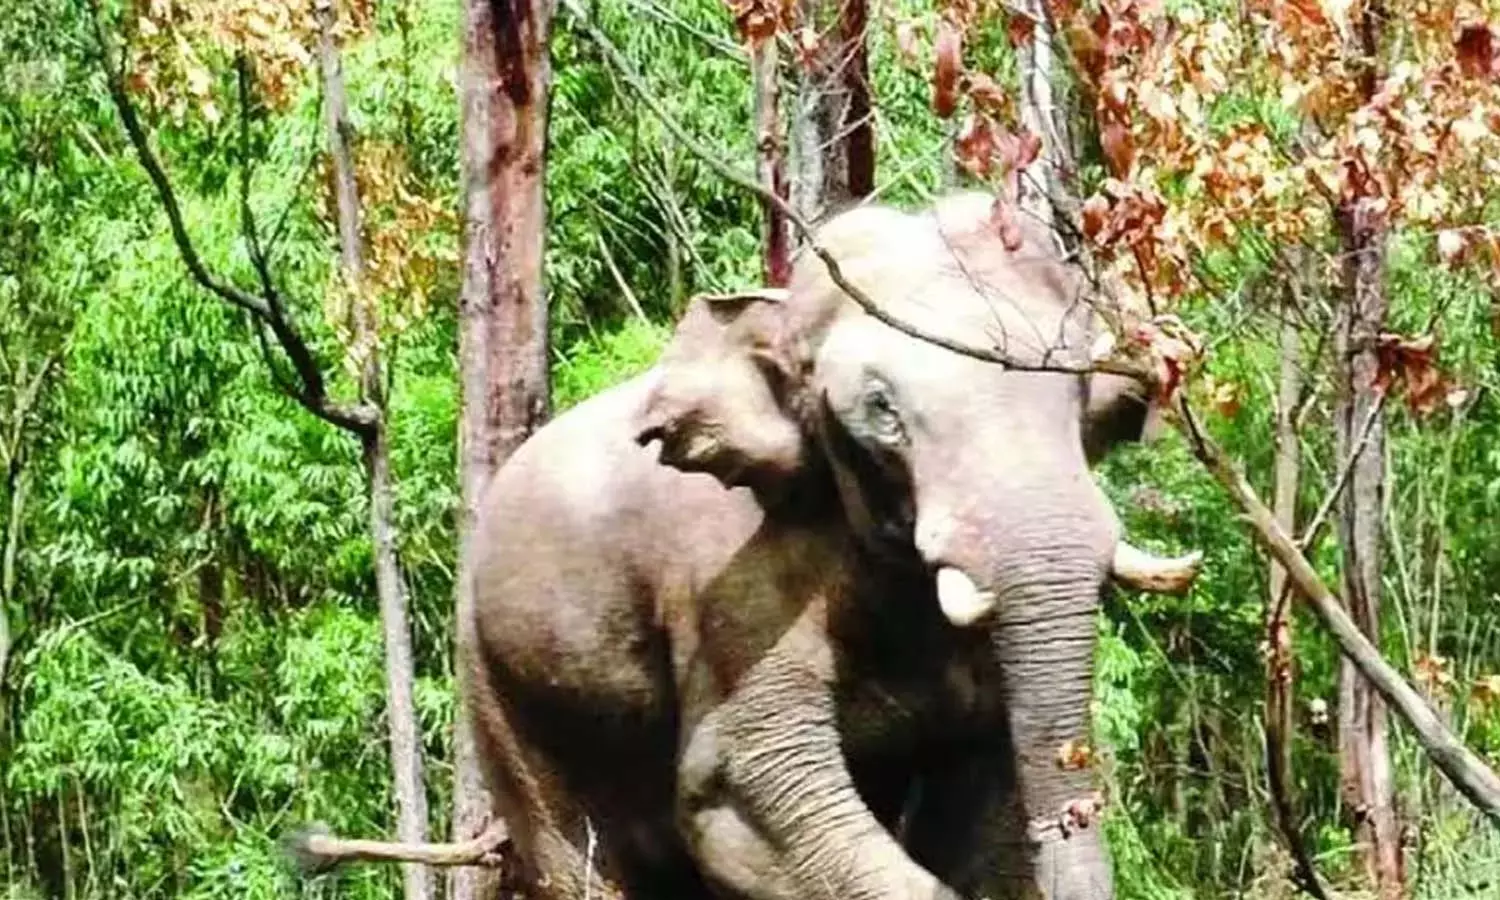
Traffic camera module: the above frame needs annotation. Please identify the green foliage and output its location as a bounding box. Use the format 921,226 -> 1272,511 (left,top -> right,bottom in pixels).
554,318 -> 671,410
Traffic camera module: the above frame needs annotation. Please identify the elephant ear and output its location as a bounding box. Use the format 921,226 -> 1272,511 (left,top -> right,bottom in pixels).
632,290 -> 810,490
1082,372 -> 1163,465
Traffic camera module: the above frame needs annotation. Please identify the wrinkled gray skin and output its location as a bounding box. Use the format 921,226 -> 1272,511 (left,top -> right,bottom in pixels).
465,193 -> 1152,900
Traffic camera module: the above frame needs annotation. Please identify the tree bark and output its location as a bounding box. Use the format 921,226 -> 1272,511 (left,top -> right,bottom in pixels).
790,0 -> 873,223
751,34 -> 792,287
1335,197 -> 1403,898
449,2 -> 554,900
315,6 -> 432,900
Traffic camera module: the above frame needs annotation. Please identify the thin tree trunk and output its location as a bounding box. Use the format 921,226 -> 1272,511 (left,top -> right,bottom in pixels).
1332,6 -> 1402,895
1266,308 -> 1328,897
449,2 -> 554,899
1335,198 -> 1403,898
751,34 -> 791,287
1015,0 -> 1078,252
0,466 -> 18,685
790,0 -> 872,223
1267,317 -> 1299,795
663,136 -> 684,309
1,350 -> 50,693
363,421 -> 432,900
315,5 -> 432,900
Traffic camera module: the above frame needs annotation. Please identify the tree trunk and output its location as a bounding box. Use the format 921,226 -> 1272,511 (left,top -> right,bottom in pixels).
1,350 -> 50,695
449,2 -> 554,900
1267,314 -> 1300,797
0,463 -> 22,688
1335,201 -> 1403,900
315,6 -> 432,900
751,35 -> 792,287
1332,5 -> 1402,895
363,422 -> 432,900
790,0 -> 873,223
1015,0 -> 1077,252
1266,307 -> 1327,896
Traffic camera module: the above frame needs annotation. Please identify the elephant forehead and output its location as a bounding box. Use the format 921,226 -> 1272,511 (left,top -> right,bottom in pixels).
795,257 -> 1091,370
790,190 -> 1093,367
824,268 -> 1091,356
815,311 -> 1083,413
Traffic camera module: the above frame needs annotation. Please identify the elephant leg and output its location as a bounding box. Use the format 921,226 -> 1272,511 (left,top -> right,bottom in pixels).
901,749 -> 1113,900
677,610 -> 962,900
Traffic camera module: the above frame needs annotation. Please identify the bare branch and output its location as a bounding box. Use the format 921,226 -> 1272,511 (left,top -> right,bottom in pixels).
88,0 -> 375,437
88,0 -> 269,320
618,0 -> 745,58
595,232 -> 649,322
1296,393 -> 1386,552
237,54 -> 278,302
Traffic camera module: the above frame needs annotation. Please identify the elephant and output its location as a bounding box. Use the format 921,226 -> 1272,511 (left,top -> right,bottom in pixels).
461,191 -> 1199,900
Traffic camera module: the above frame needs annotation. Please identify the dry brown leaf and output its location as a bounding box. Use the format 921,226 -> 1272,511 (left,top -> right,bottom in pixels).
934,19 -> 963,118
1007,11 -> 1037,47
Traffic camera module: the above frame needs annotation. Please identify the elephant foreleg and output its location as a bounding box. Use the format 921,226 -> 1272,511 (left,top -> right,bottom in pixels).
678,612 -> 962,900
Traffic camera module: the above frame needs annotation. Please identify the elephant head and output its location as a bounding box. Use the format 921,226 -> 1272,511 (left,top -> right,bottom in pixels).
632,192 -> 1196,899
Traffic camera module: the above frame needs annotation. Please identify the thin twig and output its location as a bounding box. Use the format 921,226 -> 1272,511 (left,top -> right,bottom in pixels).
617,0 -> 745,58
1296,392 -> 1387,552
595,232 -> 649,322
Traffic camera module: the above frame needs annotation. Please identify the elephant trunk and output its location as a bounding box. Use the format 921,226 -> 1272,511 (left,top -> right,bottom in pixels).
987,572 -> 1112,900
917,479 -> 1115,900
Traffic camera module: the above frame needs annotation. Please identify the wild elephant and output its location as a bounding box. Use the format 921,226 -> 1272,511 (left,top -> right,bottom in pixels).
461,192 -> 1197,900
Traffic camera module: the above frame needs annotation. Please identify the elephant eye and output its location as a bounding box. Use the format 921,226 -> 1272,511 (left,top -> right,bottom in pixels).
862,380 -> 906,445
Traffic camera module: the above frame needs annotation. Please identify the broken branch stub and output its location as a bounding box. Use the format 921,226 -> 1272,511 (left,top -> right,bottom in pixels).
285,818 -> 510,874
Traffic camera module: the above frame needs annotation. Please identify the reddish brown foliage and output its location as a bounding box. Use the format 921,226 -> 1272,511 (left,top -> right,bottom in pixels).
933,19 -> 963,117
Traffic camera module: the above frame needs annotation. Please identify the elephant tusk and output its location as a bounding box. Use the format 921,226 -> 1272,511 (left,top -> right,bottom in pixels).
1111,541 -> 1203,594
936,567 -> 998,627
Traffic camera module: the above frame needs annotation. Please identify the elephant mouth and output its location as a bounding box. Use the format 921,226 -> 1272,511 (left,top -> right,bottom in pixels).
817,397 -> 1203,627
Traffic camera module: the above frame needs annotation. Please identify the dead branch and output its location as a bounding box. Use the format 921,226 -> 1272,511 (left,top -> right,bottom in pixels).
595,232 -> 649,323
1173,396 -> 1500,823
86,0 -> 376,437
286,818 -> 510,873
